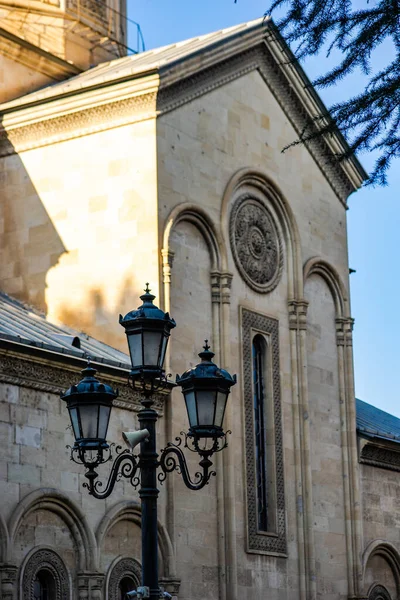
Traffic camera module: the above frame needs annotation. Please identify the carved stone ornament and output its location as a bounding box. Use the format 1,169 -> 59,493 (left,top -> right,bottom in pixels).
0,351 -> 165,414
230,195 -> 283,293
369,585 -> 392,600
107,557 -> 141,600
359,442 -> 400,472
242,308 -> 286,555
21,548 -> 70,600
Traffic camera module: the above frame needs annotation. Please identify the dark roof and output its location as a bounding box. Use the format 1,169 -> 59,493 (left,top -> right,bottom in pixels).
0,292 -> 130,370
356,398 -> 400,442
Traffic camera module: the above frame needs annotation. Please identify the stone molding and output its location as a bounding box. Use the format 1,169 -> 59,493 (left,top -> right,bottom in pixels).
241,308 -> 286,555
0,564 -> 17,600
359,442 -> 400,473
107,557 -> 141,600
368,585 -> 392,600
0,91 -> 157,157
336,317 -> 354,347
21,548 -> 70,600
0,39 -> 363,201
288,299 -> 309,331
0,351 -> 165,414
230,194 -> 283,293
78,572 -> 104,600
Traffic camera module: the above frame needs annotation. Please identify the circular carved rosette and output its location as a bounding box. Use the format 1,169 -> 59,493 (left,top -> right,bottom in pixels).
21,548 -> 70,600
230,195 -> 283,293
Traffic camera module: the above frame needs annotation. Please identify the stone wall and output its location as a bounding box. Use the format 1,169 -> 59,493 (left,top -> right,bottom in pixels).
0,361 -> 178,599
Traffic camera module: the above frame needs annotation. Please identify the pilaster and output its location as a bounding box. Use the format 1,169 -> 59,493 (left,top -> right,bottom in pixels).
0,565 -> 17,600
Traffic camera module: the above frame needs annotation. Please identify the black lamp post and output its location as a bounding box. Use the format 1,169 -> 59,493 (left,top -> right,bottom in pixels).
61,285 -> 236,600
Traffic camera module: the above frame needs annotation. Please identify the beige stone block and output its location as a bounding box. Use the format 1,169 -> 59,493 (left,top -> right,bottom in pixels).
261,114 -> 270,130
8,462 -> 40,486
16,424 -> 41,448
89,195 -> 108,213
10,405 -> 47,428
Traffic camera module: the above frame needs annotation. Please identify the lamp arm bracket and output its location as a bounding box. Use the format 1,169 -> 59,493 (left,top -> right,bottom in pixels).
157,440 -> 216,491
83,448 -> 140,499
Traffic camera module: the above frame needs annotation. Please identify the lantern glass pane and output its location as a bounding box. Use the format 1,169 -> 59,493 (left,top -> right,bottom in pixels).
143,331 -> 163,366
98,405 -> 111,440
197,390 -> 216,427
215,391 -> 228,428
79,404 -> 98,439
159,335 -> 168,369
128,333 -> 143,368
184,391 -> 197,427
69,407 -> 81,440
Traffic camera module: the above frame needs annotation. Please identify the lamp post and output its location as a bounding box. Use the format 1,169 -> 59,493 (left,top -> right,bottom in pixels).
61,285 -> 236,600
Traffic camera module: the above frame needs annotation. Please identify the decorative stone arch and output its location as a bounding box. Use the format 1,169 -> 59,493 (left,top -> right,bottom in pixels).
0,511 -> 10,563
303,257 -> 349,318
105,556 -> 141,600
162,203 -> 226,273
363,540 -> 400,598
368,584 -> 393,600
8,488 -> 97,571
96,500 -> 177,581
221,168 -> 303,299
19,546 -> 71,600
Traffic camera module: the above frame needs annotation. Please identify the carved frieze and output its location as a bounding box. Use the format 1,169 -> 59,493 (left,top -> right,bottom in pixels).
230,195 -> 283,293
0,352 -> 165,414
360,442 -> 400,473
107,557 -> 141,600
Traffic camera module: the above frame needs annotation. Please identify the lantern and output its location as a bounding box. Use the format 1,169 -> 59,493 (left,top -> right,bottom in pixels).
61,362 -> 118,449
176,342 -> 236,439
119,284 -> 176,381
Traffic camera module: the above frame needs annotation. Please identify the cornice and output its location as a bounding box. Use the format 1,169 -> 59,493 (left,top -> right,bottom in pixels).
0,26 -> 81,81
0,90 -> 158,156
359,436 -> 400,473
0,346 -> 166,414
0,27 -> 364,201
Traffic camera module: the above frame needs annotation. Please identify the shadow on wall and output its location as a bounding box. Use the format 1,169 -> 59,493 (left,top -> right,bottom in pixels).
0,120 -> 66,312
56,277 -> 142,352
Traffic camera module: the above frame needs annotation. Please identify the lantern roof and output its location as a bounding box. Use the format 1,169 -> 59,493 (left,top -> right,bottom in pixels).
177,341 -> 236,386
61,360 -> 118,401
119,284 -> 176,328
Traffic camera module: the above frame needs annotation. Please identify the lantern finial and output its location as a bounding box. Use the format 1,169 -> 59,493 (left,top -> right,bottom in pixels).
198,340 -> 215,362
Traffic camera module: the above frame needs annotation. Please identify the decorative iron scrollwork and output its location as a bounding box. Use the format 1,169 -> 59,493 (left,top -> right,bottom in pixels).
158,431 -> 230,491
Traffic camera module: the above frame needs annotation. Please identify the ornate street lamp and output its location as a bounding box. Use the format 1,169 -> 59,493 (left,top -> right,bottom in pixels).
61,285 -> 236,600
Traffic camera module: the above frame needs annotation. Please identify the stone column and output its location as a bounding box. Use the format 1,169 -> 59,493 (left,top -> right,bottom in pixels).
210,270 -> 226,600
77,572 -> 104,600
220,271 -> 237,600
336,317 -> 356,599
342,317 -> 363,599
161,248 -> 176,553
0,565 -> 17,600
288,300 -> 308,600
289,299 -> 315,600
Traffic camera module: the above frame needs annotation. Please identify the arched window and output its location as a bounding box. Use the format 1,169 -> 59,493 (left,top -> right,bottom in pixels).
33,569 -> 56,600
107,557 -> 141,600
242,309 -> 285,554
21,548 -> 70,600
252,335 -> 269,531
118,576 -> 136,600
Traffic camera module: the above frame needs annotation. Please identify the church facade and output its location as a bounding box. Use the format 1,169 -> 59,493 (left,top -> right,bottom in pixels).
1,13 -> 400,600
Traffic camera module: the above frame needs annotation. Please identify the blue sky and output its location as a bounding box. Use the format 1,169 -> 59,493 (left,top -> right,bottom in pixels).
127,0 -> 399,417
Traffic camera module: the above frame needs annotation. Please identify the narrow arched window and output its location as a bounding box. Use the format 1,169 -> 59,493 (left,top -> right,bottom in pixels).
252,335 -> 269,531
118,576 -> 136,600
243,309 -> 284,553
33,569 -> 56,600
